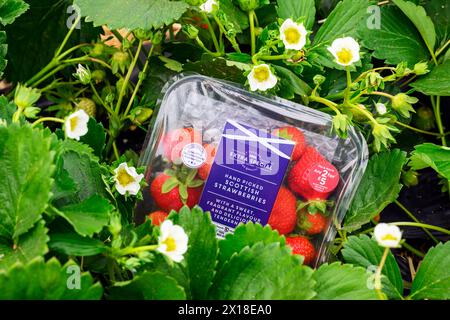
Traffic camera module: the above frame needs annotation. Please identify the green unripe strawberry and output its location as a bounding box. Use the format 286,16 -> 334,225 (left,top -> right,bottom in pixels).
414,106 -> 435,131
402,170 -> 419,187
91,43 -> 105,57
76,98 -> 97,118
111,51 -> 131,74
91,70 -> 106,84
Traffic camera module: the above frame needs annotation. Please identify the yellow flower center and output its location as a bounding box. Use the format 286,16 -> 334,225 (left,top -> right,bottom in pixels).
337,48 -> 353,65
381,234 -> 398,241
117,168 -> 134,186
284,27 -> 301,44
70,116 -> 79,131
253,66 -> 270,82
162,237 -> 177,252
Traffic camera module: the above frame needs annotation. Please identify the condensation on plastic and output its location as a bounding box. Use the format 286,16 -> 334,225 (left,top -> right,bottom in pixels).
137,74 -> 368,267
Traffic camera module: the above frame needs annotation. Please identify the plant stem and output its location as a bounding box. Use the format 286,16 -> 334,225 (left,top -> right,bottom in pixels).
344,67 -> 352,102
213,15 -> 241,53
257,54 -> 292,61
395,200 -> 439,244
435,39 -> 450,58
370,91 -> 394,100
112,141 -> 120,160
58,43 -> 91,60
394,121 -> 441,137
402,242 -> 425,258
123,45 -> 155,118
55,15 -> 82,58
391,221 -> 450,236
31,117 -> 65,128
432,96 -> 447,147
249,10 -> 256,56
374,247 -> 389,300
202,13 -> 221,54
117,245 -> 158,256
310,95 -> 341,115
115,39 -> 143,114
90,82 -> 116,116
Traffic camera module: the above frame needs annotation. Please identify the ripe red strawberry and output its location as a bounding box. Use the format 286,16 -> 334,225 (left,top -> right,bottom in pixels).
147,211 -> 168,226
288,146 -> 339,200
286,236 -> 316,265
198,143 -> 217,180
272,126 -> 306,161
298,209 -> 327,235
267,187 -> 297,235
162,127 -> 201,164
150,169 -> 203,212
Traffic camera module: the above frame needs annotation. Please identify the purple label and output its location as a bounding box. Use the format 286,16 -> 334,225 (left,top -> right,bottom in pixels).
199,120 -> 295,237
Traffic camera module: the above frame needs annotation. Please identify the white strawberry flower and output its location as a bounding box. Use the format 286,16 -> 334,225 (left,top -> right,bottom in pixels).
374,223 -> 402,248
114,162 -> 144,196
200,0 -> 218,13
375,103 -> 387,115
247,64 -> 278,91
157,220 -> 189,263
280,19 -> 308,51
328,37 -> 361,66
64,109 -> 89,140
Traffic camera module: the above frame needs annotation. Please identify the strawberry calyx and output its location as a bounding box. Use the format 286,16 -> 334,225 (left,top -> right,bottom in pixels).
296,199 -> 333,215
161,166 -> 204,204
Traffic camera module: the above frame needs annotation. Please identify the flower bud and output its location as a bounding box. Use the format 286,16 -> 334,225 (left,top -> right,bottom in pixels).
392,93 -> 418,118
402,170 -> 419,187
111,51 -> 131,74
91,69 -> 106,84
14,84 -> 41,110
413,62 -> 429,75
74,64 -> 91,85
182,24 -> 199,39
313,74 -> 326,86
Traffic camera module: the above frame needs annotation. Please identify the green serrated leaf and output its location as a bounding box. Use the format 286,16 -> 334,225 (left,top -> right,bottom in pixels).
0,257 -> 103,299
344,149 -> 406,231
276,0 -> 316,30
56,195 -> 113,237
0,220 -> 48,271
411,60 -> 450,96
312,262 -> 379,300
0,95 -> 17,123
5,0 -> 101,82
393,0 -> 436,55
48,232 -> 107,257
273,65 -> 312,99
210,242 -> 315,299
0,0 -> 29,26
219,0 -> 249,33
75,0 -> 189,30
79,118 -> 106,158
358,5 -> 430,66
158,55 -> 183,72
313,0 -> 369,45
410,241 -> 450,300
218,222 -> 285,268
108,271 -> 186,300
409,143 -> 450,180
342,235 -> 404,299
0,124 -> 54,239
425,0 -> 449,45
177,206 -> 218,300
183,54 -> 246,83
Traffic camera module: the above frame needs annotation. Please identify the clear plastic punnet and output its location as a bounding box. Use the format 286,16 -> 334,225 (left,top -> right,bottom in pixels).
136,75 -> 368,266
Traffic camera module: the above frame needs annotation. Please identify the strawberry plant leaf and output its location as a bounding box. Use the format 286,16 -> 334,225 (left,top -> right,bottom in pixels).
312,262 -> 379,300
53,139 -> 109,205
49,232 -> 108,257
0,257 -> 103,299
0,32 -> 7,78
108,271 -> 186,300
425,0 -> 449,45
410,241 -> 450,300
4,0 -> 101,82
210,242 -> 315,299
0,0 -> 29,26
358,5 -> 430,66
342,235 -> 403,299
392,0 -> 436,55
276,0 -> 316,30
0,95 -> 16,123
79,118 -> 106,158
219,0 -> 249,33
411,60 -> 450,96
74,0 -> 189,30
218,222 -> 285,268
183,54 -> 247,83
313,0 -> 369,45
55,195 -> 113,237
0,124 -> 54,239
0,220 -> 49,271
177,206 -> 218,300
344,149 -> 406,231
409,143 -> 450,181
